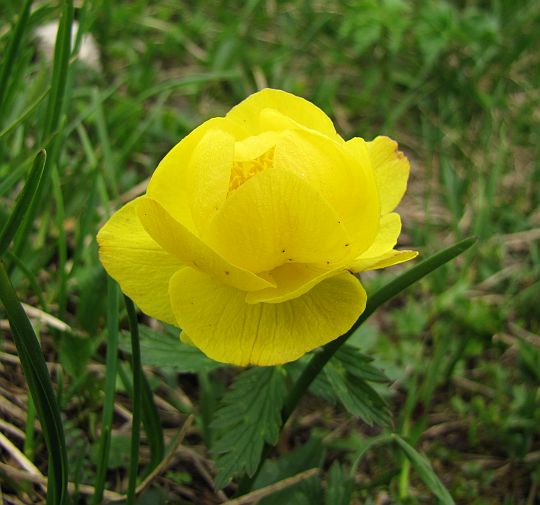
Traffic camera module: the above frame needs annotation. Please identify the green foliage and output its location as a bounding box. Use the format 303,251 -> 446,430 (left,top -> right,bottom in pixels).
325,347 -> 391,426
212,367 -> 287,488
394,435 -> 455,505
121,325 -> 222,373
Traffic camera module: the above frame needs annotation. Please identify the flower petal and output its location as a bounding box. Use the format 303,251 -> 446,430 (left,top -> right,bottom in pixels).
245,263 -> 334,304
359,212 -> 402,258
205,169 -> 352,273
147,117 -> 243,232
350,250 -> 418,272
226,88 -> 338,139
187,128 -> 235,233
137,196 -> 274,292
366,136 -> 410,214
275,131 -> 379,256
169,268 -> 367,366
96,198 -> 182,324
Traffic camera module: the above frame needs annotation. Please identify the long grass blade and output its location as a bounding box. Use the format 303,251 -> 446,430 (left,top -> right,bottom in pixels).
0,262 -> 68,504
0,150 -> 46,257
92,278 -> 119,505
0,0 -> 33,118
124,296 -> 142,504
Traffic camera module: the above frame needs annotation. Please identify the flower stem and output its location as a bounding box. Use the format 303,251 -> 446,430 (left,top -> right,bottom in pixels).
238,236 -> 477,494
124,296 -> 141,504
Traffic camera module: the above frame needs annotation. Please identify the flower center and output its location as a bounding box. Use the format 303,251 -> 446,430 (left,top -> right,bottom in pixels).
228,147 -> 275,193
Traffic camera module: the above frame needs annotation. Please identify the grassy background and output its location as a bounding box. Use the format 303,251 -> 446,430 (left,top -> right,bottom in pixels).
0,0 -> 539,503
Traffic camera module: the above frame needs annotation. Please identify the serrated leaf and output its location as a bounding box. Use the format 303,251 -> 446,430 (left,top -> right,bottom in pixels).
212,367 -> 287,488
325,360 -> 390,426
120,325 -> 221,373
334,345 -> 389,383
325,462 -> 354,505
393,435 -> 455,505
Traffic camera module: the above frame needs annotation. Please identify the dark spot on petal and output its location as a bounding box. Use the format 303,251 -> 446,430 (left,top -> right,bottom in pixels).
225,271 -> 230,275
282,249 -> 286,253
345,243 -> 350,247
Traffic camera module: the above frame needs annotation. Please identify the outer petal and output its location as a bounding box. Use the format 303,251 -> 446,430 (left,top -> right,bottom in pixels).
366,136 -> 410,214
137,196 -> 274,292
205,169 -> 352,273
275,131 -> 379,256
97,198 -> 182,324
350,250 -> 418,272
147,117 -> 244,232
226,88 -> 338,139
169,268 -> 367,366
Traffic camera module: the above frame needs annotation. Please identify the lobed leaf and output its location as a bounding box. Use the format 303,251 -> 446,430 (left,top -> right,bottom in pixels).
212,367 -> 287,488
324,359 -> 391,426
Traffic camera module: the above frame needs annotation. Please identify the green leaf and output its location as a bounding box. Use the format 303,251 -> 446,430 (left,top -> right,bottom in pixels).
333,345 -> 389,383
393,435 -> 455,505
324,359 -> 390,426
212,367 -> 287,488
0,150 -> 46,258
0,0 -> 33,118
0,262 -> 68,504
325,462 -> 354,505
120,325 -> 221,373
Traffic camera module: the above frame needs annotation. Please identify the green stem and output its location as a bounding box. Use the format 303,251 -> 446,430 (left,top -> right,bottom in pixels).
92,278 -> 119,504
239,236 -> 477,494
124,296 -> 141,504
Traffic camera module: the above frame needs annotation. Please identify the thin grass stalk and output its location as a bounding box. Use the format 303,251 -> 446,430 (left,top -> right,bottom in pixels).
238,236 -> 477,494
13,0 -> 74,269
92,278 -> 119,505
0,0 -> 33,117
124,296 -> 142,504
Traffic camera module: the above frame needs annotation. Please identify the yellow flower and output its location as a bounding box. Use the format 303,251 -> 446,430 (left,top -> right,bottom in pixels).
97,89 -> 417,366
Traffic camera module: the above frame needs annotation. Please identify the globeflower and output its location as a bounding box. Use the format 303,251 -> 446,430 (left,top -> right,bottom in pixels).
97,89 -> 417,366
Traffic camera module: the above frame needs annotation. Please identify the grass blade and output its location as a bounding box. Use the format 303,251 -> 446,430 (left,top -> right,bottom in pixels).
0,0 -> 33,118
124,296 -> 142,504
92,278 -> 119,505
0,150 -> 46,257
393,435 -> 455,505
140,372 -> 165,475
282,236 -> 478,423
0,262 -> 68,504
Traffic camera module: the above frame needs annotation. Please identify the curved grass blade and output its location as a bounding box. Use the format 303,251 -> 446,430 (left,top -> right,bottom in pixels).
0,0 -> 33,118
92,278 -> 119,505
124,296 -> 142,505
0,150 -> 46,258
282,236 -> 478,423
0,88 -> 50,139
0,263 -> 68,504
140,371 -> 165,475
393,435 -> 455,505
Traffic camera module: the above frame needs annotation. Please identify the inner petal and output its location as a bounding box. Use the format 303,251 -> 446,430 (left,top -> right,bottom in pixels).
206,169 -> 352,273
